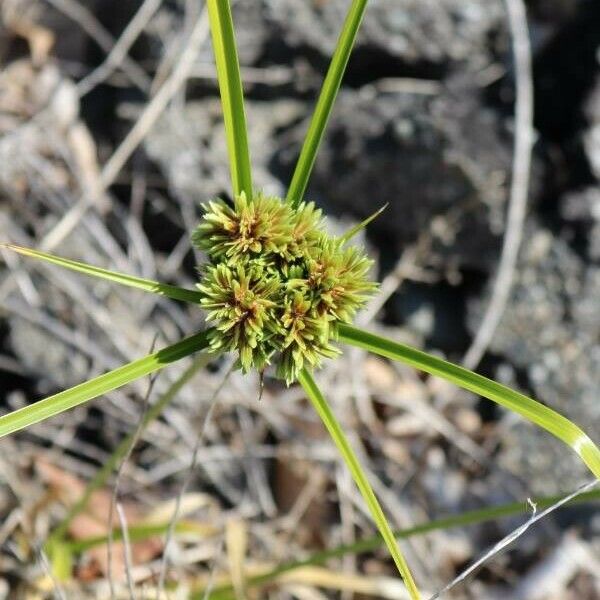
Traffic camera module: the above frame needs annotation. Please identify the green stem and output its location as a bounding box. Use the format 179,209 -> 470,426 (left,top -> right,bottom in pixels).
298,368 -> 421,600
206,0 -> 253,198
287,0 -> 368,207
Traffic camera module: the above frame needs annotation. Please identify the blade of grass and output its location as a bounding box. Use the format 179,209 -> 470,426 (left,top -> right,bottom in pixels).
339,203 -> 388,243
47,352 -> 210,544
0,331 -> 209,439
199,487 -> 600,600
286,0 -> 368,207
297,368 -> 421,600
338,323 -> 600,479
206,0 -> 252,197
1,244 -> 202,303
65,519 -> 213,554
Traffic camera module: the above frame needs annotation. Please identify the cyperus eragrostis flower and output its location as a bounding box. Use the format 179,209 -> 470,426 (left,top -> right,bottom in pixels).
193,192 -> 376,383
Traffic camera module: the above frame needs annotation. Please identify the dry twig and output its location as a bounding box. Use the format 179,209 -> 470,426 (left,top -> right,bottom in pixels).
430,480 -> 599,599
76,0 -> 162,97
462,0 -> 534,370
43,0 -> 150,92
156,360 -> 234,598
108,338 -> 159,600
116,502 -> 137,600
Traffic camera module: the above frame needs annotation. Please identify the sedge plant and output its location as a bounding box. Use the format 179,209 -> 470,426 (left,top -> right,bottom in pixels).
1,1 -> 600,597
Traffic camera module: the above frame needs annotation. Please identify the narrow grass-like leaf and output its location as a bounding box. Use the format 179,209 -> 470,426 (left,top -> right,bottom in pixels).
206,0 -> 253,197
286,0 -> 368,207
339,203 -> 388,243
48,353 -> 210,543
0,332 -> 209,439
65,519 -> 212,554
1,244 -> 202,303
199,487 -> 600,599
338,323 -> 600,479
298,368 -> 421,600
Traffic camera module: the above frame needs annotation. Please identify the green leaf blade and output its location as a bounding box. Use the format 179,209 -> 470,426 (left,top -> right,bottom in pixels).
0,332 -> 209,439
48,352 -> 210,543
298,368 -> 421,600
338,323 -> 600,479
207,0 -> 253,198
286,0 -> 368,207
2,244 -> 202,304
339,203 -> 388,243
66,519 -> 208,555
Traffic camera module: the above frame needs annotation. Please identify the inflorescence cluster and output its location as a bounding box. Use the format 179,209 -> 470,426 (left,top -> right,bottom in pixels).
192,192 -> 376,383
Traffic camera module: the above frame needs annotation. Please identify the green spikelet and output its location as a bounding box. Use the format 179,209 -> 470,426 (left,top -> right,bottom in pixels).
306,236 -> 377,322
276,290 -> 340,384
192,192 -> 294,261
198,263 -> 280,372
288,201 -> 324,257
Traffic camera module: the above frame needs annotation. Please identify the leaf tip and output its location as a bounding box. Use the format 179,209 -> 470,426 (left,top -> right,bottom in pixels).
340,203 -> 389,243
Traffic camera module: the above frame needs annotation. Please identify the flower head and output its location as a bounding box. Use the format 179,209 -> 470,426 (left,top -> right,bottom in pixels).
276,290 -> 339,384
192,191 -> 293,261
193,193 -> 376,382
198,263 -> 280,372
306,235 -> 377,322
